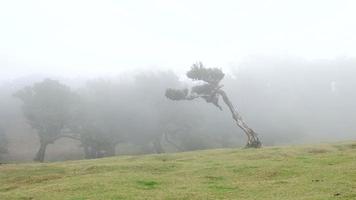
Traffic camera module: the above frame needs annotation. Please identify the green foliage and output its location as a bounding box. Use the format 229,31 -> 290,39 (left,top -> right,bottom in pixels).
0,141 -> 355,199
165,88 -> 188,100
186,62 -> 225,84
13,79 -> 77,143
191,84 -> 215,95
166,63 -> 225,110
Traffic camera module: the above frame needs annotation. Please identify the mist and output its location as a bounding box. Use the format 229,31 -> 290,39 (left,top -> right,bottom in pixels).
0,56 -> 355,162
1,1 -> 356,163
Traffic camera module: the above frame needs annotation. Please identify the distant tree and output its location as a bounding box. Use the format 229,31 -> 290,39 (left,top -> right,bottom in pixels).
133,71 -> 204,153
72,80 -> 125,159
14,79 -> 78,162
165,63 -> 262,148
73,118 -> 121,159
0,127 -> 8,161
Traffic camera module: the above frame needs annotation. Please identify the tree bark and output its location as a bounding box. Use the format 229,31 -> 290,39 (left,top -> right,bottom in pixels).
217,89 -> 262,148
34,142 -> 48,162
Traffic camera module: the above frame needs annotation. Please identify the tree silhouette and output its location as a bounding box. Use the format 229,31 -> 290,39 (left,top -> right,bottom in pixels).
14,79 -> 78,162
165,62 -> 261,148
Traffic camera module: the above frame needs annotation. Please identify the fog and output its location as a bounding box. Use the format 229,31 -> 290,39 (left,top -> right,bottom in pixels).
2,0 -> 356,80
1,57 -> 355,162
1,1 -> 356,162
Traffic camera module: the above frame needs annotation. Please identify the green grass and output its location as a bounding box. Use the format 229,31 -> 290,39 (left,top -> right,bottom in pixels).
1,141 -> 356,200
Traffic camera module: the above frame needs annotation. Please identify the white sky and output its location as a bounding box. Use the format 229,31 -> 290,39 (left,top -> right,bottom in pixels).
1,0 -> 356,80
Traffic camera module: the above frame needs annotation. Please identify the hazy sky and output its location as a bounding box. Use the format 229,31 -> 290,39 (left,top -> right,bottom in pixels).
1,0 -> 356,80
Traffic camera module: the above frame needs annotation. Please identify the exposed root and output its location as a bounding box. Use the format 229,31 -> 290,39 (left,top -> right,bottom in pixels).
245,139 -> 262,148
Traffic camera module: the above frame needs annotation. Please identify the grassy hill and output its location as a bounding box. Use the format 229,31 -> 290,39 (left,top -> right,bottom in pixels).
1,142 -> 356,200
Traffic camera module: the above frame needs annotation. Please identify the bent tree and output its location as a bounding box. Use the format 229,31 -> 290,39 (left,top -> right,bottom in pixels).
165,63 -> 262,148
14,79 -> 78,162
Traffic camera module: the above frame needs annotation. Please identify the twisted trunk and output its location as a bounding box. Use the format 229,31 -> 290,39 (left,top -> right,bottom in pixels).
217,90 -> 261,148
34,142 -> 48,162
34,133 -> 80,162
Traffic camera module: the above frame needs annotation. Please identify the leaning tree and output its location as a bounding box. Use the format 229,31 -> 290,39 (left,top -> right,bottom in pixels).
165,62 -> 262,148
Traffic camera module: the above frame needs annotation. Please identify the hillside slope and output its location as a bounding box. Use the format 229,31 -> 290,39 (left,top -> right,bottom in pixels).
1,142 -> 356,200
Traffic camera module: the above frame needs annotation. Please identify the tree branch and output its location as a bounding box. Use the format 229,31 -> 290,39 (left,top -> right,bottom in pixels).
53,134 -> 81,141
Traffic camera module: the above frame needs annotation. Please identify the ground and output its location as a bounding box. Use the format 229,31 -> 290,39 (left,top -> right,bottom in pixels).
0,141 -> 356,200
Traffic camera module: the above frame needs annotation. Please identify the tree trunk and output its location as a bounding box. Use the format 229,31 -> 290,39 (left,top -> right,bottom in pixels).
153,136 -> 164,154
217,90 -> 262,148
34,142 -> 48,162
83,145 -> 97,159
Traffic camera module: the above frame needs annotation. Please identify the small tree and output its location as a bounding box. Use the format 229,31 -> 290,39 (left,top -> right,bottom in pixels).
165,63 -> 262,148
14,79 -> 78,162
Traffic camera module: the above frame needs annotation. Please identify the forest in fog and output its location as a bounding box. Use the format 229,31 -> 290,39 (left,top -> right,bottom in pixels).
1,58 -> 356,162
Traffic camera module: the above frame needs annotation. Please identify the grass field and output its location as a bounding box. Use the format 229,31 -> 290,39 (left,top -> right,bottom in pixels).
1,141 -> 356,200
